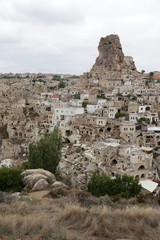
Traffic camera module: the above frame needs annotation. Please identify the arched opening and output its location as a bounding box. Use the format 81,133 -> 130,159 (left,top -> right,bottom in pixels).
107,127 -> 111,132
138,165 -> 145,170
19,132 -> 22,138
65,130 -> 72,137
146,106 -> 150,111
135,175 -> 139,179
141,174 -> 145,179
99,128 -> 103,133
111,160 -> 117,166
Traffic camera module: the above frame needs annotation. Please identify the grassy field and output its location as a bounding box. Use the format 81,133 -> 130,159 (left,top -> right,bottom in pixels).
0,190 -> 160,240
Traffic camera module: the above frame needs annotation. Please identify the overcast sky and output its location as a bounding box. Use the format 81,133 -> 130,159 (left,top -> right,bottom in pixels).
0,0 -> 160,74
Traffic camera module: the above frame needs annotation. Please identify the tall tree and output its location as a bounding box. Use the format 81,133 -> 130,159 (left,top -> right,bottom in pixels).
28,127 -> 62,174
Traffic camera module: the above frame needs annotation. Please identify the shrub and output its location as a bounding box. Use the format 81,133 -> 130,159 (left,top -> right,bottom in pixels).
88,171 -> 142,199
115,112 -> 126,119
73,93 -> 80,99
46,106 -> 51,111
58,80 -> 65,88
0,167 -> 24,192
82,101 -> 88,108
137,117 -> 150,124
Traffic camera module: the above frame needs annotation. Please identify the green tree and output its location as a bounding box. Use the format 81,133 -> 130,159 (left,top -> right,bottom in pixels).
141,70 -> 145,74
88,171 -> 142,199
82,101 -> 88,108
0,167 -> 24,192
115,112 -> 126,119
73,93 -> 80,99
58,80 -> 65,88
148,72 -> 154,81
28,127 -> 62,174
137,117 -> 150,124
45,106 -> 51,111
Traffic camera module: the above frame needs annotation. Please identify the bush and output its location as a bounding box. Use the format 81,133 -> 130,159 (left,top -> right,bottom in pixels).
115,112 -> 126,119
82,101 -> 88,108
0,167 -> 24,192
88,171 -> 142,199
73,93 -> 80,99
45,106 -> 51,111
137,117 -> 150,124
28,127 -> 62,174
58,80 -> 65,88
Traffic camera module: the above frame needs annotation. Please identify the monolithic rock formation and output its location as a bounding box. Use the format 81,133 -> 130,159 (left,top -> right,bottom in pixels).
89,34 -> 137,81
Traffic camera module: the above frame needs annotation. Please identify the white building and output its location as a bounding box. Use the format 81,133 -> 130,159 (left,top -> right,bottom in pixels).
139,105 -> 152,113
54,107 -> 84,122
87,104 -> 103,114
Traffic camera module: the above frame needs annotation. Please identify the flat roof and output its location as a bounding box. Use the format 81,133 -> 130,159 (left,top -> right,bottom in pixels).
148,127 -> 160,131
140,180 -> 158,193
141,146 -> 153,152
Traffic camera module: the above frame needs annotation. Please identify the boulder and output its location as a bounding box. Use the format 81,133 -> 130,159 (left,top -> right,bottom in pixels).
22,169 -> 56,183
51,181 -> 69,190
32,179 -> 49,191
22,169 -> 56,190
23,174 -> 48,188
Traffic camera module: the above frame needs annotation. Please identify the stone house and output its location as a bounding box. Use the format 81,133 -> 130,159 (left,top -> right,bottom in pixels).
120,121 -> 136,144
108,106 -> 118,119
128,102 -> 138,113
100,79 -> 122,89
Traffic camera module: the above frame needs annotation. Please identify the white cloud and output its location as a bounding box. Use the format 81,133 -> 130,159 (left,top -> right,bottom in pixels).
0,0 -> 159,73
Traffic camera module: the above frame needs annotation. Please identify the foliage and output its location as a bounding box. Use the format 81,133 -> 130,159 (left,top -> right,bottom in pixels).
52,75 -> 61,81
137,117 -> 150,124
45,106 -> 51,111
126,94 -> 131,98
70,75 -> 80,78
49,86 -> 57,90
82,101 -> 88,108
141,69 -> 145,74
0,167 -> 24,192
58,80 -> 65,88
116,92 -> 123,97
136,125 -> 141,130
149,71 -> 154,80
97,94 -> 106,99
88,171 -> 142,199
28,127 -> 62,174
115,112 -> 126,119
73,93 -> 80,99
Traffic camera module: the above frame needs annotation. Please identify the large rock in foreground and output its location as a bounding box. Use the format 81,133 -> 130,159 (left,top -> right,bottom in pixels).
22,169 -> 56,191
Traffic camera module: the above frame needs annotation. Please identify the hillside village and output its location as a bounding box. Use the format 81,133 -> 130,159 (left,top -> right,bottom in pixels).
1,34 -> 160,189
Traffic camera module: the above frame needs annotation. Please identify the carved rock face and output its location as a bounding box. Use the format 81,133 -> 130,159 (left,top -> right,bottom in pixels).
90,34 -> 137,78
96,35 -> 124,70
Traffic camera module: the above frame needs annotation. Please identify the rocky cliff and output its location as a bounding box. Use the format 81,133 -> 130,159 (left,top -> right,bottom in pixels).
89,34 -> 137,80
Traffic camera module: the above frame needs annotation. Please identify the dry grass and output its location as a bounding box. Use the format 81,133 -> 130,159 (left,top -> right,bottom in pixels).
0,194 -> 160,240
0,201 -> 56,240
61,205 -> 160,240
